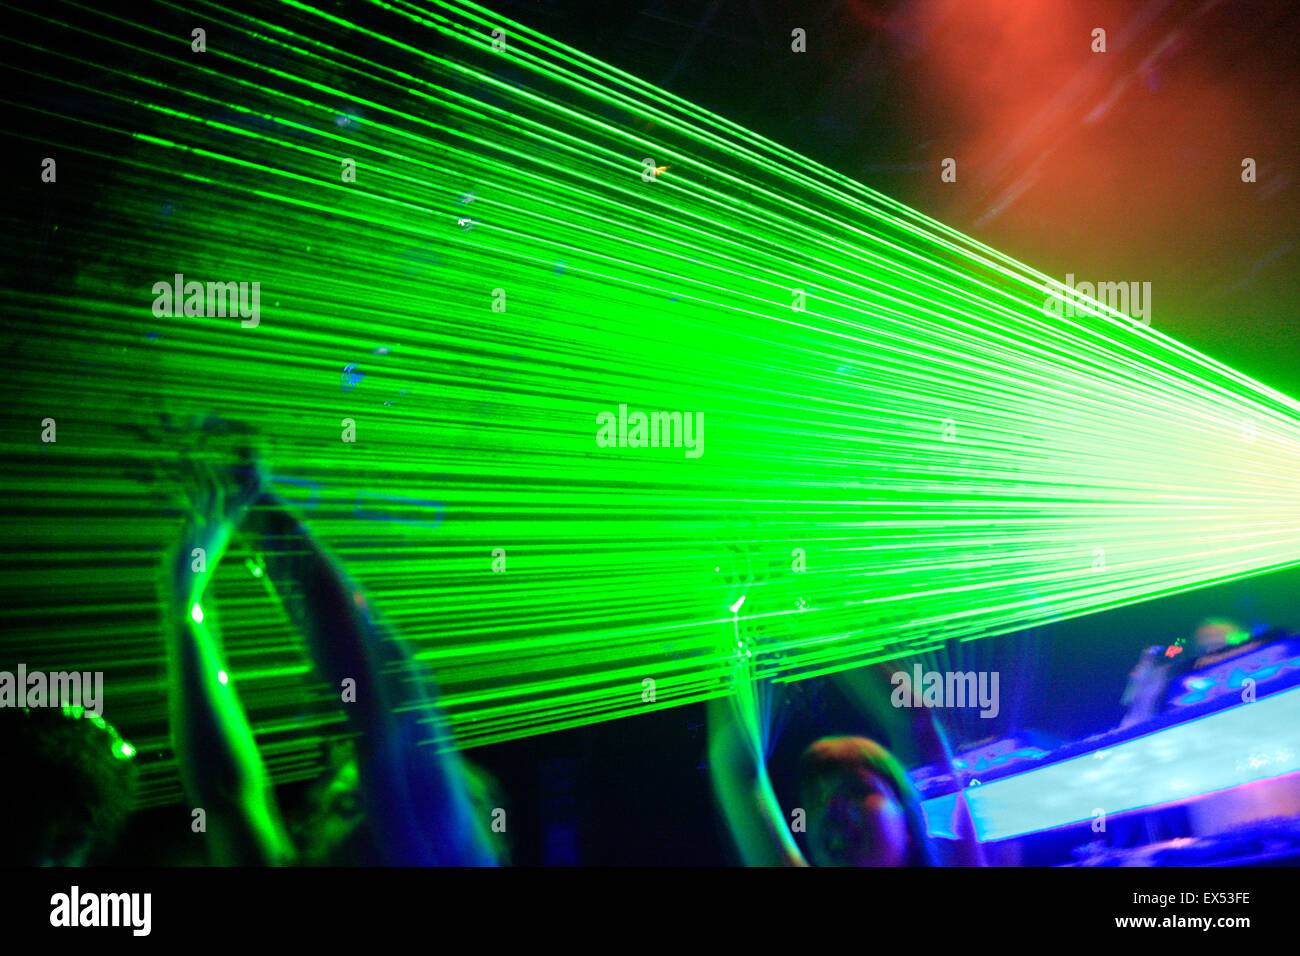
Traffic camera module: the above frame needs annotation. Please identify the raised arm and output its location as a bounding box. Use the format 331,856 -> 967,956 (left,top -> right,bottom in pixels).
905,703 -> 985,866
834,663 -> 986,866
706,581 -> 807,868
162,461 -> 295,866
241,490 -> 497,866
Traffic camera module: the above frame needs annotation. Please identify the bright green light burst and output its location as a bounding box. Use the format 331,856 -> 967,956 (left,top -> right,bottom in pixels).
2,0 -> 1299,807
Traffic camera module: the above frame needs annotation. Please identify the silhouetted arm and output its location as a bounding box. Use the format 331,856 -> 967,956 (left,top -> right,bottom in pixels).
706,623 -> 807,868
242,493 -> 497,866
163,499 -> 295,866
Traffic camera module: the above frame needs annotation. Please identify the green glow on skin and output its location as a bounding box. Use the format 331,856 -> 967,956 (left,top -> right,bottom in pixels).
4,0 -> 1299,807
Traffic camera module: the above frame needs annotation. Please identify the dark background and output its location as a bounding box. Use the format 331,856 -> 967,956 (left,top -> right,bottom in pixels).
451,0 -> 1300,865
11,0 -> 1299,865
459,0 -> 1300,865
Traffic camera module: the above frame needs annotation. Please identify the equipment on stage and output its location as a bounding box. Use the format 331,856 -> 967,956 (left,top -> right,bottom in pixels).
916,630 -> 1300,860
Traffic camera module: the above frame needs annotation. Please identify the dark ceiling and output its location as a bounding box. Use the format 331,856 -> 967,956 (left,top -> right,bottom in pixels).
490,0 -> 1300,396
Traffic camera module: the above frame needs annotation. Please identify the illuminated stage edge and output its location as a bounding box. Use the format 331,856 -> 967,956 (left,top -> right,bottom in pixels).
921,685 -> 1300,842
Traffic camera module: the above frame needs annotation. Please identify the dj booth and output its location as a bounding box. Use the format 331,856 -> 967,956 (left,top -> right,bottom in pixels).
915,634 -> 1300,865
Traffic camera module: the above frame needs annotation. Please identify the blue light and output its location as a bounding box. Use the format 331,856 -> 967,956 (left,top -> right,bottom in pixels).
922,685 -> 1300,841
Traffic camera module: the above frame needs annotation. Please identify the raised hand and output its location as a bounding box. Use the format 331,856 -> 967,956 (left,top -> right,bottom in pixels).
120,413 -> 267,527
